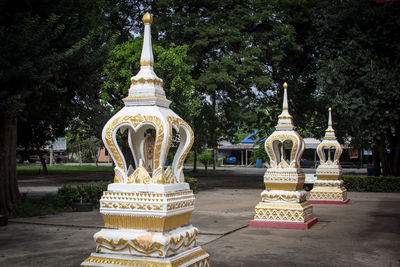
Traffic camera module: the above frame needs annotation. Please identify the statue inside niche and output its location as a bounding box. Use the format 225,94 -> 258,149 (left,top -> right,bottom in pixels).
143,133 -> 154,173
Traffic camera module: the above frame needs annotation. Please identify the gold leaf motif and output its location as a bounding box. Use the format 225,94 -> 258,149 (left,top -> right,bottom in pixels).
127,165 -> 151,184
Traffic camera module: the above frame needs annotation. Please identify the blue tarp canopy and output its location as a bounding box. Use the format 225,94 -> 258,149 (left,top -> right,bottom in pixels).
241,130 -> 266,144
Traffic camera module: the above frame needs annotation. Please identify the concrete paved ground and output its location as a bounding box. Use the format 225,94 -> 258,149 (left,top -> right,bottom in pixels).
2,190 -> 399,267
18,166 -> 366,197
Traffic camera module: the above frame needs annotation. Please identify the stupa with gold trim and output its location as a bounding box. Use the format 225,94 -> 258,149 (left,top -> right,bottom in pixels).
81,13 -> 209,267
249,82 -> 318,229
309,108 -> 350,204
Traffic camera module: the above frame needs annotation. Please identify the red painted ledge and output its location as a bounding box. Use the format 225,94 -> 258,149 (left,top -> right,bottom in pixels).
308,199 -> 350,205
248,217 -> 318,230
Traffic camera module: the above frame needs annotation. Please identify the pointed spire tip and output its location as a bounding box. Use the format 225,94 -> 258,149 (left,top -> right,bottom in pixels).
283,82 -> 288,89
143,12 -> 153,25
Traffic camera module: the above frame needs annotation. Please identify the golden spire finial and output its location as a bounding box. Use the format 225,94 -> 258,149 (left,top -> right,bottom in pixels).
142,12 -> 153,25
329,107 -> 332,112
283,82 -> 288,89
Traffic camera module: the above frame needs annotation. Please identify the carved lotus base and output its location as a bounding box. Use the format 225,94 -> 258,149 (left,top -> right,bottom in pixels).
81,246 -> 210,267
253,201 -> 313,223
93,225 -> 198,258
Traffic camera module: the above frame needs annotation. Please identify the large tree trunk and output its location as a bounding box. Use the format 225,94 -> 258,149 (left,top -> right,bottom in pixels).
390,127 -> 400,176
0,116 -> 19,216
193,148 -> 197,172
372,145 -> 380,169
37,148 -> 48,175
376,136 -> 392,176
212,91 -> 217,171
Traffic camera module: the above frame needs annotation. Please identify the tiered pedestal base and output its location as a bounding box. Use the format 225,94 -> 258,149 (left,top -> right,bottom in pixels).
309,179 -> 349,204
249,217 -> 318,229
308,199 -> 350,205
250,199 -> 317,230
81,247 -> 209,267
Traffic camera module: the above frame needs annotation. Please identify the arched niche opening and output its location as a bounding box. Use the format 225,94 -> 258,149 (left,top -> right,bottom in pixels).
115,126 -> 136,176
322,145 -> 337,163
272,139 -> 294,167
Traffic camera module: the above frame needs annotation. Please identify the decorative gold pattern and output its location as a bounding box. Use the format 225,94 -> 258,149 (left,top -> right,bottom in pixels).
102,190 -> 192,199
131,77 -> 163,87
114,167 -> 126,183
166,229 -> 198,254
123,95 -> 168,100
102,212 -> 192,231
140,60 -> 154,67
96,236 -> 164,256
264,182 -> 303,191
128,165 -> 151,184
309,188 -> 347,201
316,175 -> 341,180
254,202 -> 313,223
261,193 -> 306,203
81,248 -> 209,267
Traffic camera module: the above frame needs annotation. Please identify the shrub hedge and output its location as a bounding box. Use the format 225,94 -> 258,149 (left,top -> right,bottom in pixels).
342,176 -> 400,192
16,177 -> 199,218
185,176 -> 198,193
56,182 -> 110,208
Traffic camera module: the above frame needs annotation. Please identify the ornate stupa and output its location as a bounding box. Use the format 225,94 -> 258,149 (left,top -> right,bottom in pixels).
249,82 -> 317,229
81,13 -> 209,267
309,108 -> 349,204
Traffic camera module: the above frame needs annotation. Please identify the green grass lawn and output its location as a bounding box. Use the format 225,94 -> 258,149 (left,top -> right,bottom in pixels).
17,164 -> 113,175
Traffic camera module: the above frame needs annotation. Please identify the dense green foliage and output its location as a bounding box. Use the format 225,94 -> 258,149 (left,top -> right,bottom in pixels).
197,150 -> 213,170
101,38 -> 198,123
56,182 -> 110,208
16,164 -> 113,175
343,176 -> 400,193
314,0 -> 400,175
250,144 -> 269,164
3,0 -> 400,216
184,176 -> 198,194
15,182 -> 110,217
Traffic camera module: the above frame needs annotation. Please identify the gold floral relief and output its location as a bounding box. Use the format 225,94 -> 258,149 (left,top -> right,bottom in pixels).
164,166 -> 177,183
96,236 -> 164,256
152,166 -> 165,184
113,167 -> 126,183
131,77 -> 163,87
127,164 -> 151,184
166,229 -> 198,254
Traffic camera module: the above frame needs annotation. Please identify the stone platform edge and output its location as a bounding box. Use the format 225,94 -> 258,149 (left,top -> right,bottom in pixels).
308,199 -> 350,205
248,217 -> 318,230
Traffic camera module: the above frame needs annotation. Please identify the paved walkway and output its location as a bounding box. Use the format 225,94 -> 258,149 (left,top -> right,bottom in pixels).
1,190 -> 399,267
18,167 -> 366,197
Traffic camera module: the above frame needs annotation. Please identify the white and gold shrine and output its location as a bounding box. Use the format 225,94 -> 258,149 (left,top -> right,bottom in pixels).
249,83 -> 317,229
81,13 -> 209,267
309,108 -> 349,204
